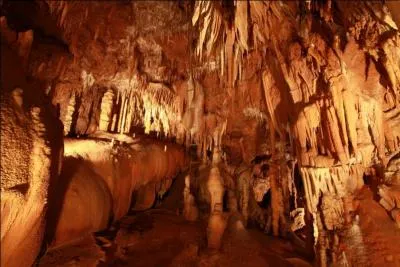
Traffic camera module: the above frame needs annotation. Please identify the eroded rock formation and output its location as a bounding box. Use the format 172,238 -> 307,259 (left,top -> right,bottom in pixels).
1,23 -> 63,266
1,1 -> 400,266
48,135 -> 186,248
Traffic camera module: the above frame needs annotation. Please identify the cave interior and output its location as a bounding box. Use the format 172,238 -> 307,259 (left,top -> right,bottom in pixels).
1,1 -> 400,267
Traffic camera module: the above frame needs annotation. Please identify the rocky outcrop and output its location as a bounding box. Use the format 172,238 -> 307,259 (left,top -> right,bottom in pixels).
1,27 -> 63,267
48,134 -> 186,248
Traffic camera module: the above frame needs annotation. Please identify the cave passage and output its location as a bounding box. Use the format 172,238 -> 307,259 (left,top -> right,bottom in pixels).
1,1 -> 400,267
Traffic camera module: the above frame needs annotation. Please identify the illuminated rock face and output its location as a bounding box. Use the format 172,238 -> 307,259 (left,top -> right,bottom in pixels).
1,1 -> 400,266
49,156 -> 113,248
1,36 -> 63,266
0,97 -> 47,267
49,136 -> 186,248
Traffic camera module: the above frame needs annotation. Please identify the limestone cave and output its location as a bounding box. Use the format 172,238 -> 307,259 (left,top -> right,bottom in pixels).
1,1 -> 400,266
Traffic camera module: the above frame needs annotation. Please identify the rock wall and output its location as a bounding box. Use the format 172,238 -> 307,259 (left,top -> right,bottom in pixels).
1,21 -> 63,267
47,134 -> 186,249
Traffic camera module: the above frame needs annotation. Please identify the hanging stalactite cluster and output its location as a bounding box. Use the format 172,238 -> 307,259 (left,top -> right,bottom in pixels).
190,1 -> 400,266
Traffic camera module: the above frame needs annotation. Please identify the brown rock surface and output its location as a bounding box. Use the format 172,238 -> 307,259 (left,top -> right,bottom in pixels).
1,1 -> 400,266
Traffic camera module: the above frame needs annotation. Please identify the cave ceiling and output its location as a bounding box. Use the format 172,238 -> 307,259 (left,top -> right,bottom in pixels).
1,0 -> 400,163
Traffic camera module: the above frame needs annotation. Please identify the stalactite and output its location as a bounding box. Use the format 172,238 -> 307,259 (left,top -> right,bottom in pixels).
343,89 -> 358,154
226,28 -> 235,91
125,91 -> 134,134
120,97 -> 128,134
220,45 -> 224,77
81,70 -> 95,92
232,44 -> 240,88
289,161 -> 298,209
381,37 -> 400,96
16,30 -> 34,69
59,2 -> 69,28
234,0 -> 249,51
99,89 -> 114,131
111,113 -> 117,133
207,206 -> 227,250
324,102 -> 348,164
187,75 -> 194,109
330,79 -> 350,157
117,92 -> 125,133
64,93 -> 76,135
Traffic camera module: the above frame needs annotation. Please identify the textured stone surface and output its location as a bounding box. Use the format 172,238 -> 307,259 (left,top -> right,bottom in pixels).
1,1 -> 400,266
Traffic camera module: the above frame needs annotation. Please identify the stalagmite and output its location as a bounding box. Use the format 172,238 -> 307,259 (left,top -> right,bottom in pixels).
183,175 -> 199,221
207,203 -> 227,250
11,88 -> 23,111
237,165 -> 251,226
270,163 -> 286,237
207,163 -> 224,213
191,80 -> 205,139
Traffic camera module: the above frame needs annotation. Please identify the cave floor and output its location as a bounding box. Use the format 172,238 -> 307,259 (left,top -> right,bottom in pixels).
38,188 -> 400,267
39,209 -> 311,267
38,176 -> 400,267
